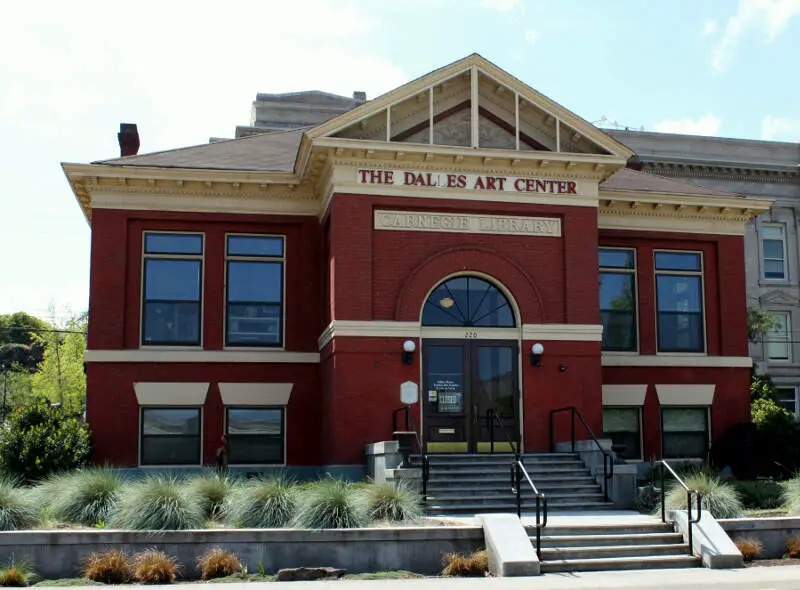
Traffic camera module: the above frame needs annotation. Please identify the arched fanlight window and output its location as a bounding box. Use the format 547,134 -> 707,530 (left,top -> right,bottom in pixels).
422,276 -> 516,327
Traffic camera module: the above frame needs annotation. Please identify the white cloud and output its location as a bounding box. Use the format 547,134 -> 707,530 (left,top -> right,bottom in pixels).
704,19 -> 718,35
653,115 -> 722,136
762,115 -> 800,141
712,0 -> 800,70
480,0 -> 521,10
524,30 -> 538,44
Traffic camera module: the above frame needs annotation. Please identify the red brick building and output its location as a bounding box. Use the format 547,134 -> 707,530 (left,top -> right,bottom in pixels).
63,55 -> 769,475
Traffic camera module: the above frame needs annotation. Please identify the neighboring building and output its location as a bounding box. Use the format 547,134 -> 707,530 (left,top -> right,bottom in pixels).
62,54 -> 769,475
609,130 -> 800,415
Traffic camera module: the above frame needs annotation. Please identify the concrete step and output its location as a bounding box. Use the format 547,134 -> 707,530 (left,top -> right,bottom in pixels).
417,453 -> 581,461
427,481 -> 601,491
427,474 -> 598,484
427,491 -> 606,501
537,532 -> 685,548
540,543 -> 690,561
427,501 -> 615,513
540,554 -> 700,573
427,466 -> 590,476
527,523 -> 675,536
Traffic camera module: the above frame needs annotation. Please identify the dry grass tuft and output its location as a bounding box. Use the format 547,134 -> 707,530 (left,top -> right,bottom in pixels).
81,550 -> 132,584
735,538 -> 763,562
786,537 -> 800,558
442,550 -> 488,577
0,568 -> 28,587
131,550 -> 178,585
197,547 -> 241,580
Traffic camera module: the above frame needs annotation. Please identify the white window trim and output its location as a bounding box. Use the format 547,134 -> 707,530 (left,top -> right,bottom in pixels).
760,223 -> 788,283
765,311 -> 792,363
775,385 -> 800,418
653,249 -> 706,355
599,247 -> 639,353
138,406 -> 204,468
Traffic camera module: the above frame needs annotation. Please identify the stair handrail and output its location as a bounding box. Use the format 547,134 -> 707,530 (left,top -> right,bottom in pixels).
548,406 -> 614,501
391,406 -> 429,498
510,458 -> 547,559
657,459 -> 702,556
486,408 -> 519,455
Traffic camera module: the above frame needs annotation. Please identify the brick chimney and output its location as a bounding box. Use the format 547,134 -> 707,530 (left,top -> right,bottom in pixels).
118,123 -> 140,157
353,91 -> 367,104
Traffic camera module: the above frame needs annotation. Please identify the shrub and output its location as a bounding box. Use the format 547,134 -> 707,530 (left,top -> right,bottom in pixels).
0,397 -> 91,482
0,478 -> 37,531
783,474 -> 800,515
442,550 -> 488,577
131,550 -> 178,585
42,468 -> 122,526
633,484 -> 660,514
361,482 -> 423,522
110,475 -> 204,531
81,550 -> 132,584
188,471 -> 231,521
787,537 -> 800,558
197,547 -> 240,580
223,475 -> 296,528
735,539 -> 762,562
664,471 -> 743,519
732,480 -> 784,510
0,560 -> 37,587
294,479 -> 366,529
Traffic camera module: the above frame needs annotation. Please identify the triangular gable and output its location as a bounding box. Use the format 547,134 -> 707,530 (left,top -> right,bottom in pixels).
307,53 -> 635,159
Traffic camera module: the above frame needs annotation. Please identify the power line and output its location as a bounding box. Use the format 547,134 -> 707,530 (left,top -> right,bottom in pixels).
0,327 -> 86,335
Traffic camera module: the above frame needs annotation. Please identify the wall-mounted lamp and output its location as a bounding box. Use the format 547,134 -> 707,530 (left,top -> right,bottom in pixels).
530,342 -> 544,367
402,340 -> 416,365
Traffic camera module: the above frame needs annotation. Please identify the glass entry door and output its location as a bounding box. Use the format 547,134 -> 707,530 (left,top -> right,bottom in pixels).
423,339 -> 519,453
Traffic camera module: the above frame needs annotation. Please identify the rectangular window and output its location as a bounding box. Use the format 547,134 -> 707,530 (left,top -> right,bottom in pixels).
226,235 -> 285,347
761,224 -> 787,280
142,232 -> 203,346
655,251 -> 704,353
599,248 -> 637,351
776,387 -> 799,417
662,407 -> 709,459
140,407 -> 201,465
226,407 -> 285,464
602,407 -> 642,460
766,312 -> 791,362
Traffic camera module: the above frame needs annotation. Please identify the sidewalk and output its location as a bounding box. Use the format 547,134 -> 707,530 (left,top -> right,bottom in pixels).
49,565 -> 800,589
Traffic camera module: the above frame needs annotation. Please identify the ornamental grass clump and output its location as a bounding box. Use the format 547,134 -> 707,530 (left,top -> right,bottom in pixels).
223,475 -> 296,528
81,550 -> 132,584
786,537 -> 800,558
782,474 -> 800,515
0,559 -> 37,587
735,539 -> 762,562
0,478 -> 37,531
110,475 -> 204,531
663,471 -> 743,519
442,550 -> 488,577
42,468 -> 122,526
188,471 -> 231,521
294,479 -> 366,529
361,482 -> 423,523
197,547 -> 241,580
131,550 -> 178,585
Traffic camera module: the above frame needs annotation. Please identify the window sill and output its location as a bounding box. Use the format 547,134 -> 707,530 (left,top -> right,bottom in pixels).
227,463 -> 287,468
655,351 -> 707,356
138,463 -> 203,469
224,346 -> 286,352
140,345 -> 203,351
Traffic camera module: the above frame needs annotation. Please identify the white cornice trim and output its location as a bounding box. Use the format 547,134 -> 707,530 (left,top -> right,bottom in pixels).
90,192 -> 320,217
603,354 -> 752,368
134,382 -> 210,405
523,324 -> 603,341
318,321 -> 420,349
85,350 -> 320,364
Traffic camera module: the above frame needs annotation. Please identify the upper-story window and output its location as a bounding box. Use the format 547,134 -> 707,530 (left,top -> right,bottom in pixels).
226,235 -> 285,347
599,248 -> 637,351
655,251 -> 704,353
142,233 -> 203,346
766,312 -> 791,362
761,224 -> 787,281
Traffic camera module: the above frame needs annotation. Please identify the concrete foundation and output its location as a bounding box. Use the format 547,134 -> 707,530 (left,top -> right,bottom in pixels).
720,517 -> 800,559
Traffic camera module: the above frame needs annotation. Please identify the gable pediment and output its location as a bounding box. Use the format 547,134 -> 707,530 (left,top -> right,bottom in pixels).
760,289 -> 800,306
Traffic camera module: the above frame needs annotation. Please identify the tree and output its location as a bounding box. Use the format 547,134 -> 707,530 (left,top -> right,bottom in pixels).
0,312 -> 50,347
30,313 -> 87,415
748,306 -> 776,343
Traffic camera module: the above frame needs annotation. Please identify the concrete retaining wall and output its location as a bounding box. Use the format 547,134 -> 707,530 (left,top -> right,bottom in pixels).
720,517 -> 800,559
0,526 -> 484,579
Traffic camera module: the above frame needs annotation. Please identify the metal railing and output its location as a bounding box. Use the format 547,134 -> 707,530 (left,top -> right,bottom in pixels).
511,458 -> 548,559
486,408 -> 519,455
658,460 -> 702,556
391,406 -> 428,497
549,406 -> 613,501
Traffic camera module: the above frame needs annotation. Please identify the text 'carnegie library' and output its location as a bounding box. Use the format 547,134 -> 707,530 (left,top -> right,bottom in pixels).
374,211 -> 562,237
357,169 -> 578,195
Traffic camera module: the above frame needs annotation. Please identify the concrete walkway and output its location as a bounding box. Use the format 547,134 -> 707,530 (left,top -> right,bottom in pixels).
48,565 -> 800,589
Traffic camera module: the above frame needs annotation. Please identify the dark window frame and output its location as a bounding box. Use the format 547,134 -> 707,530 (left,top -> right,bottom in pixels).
421,275 -> 516,328
225,406 -> 286,466
225,234 -> 286,348
661,406 -> 710,460
654,250 -> 705,353
761,223 -> 787,281
602,406 -> 643,461
139,407 -> 202,466
599,247 -> 637,352
141,231 -> 204,346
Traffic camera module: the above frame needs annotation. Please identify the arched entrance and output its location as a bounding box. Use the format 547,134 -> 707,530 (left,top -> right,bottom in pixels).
421,275 -> 520,453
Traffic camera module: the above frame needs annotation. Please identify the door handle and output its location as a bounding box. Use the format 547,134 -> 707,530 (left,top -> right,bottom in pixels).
473,404 -> 478,424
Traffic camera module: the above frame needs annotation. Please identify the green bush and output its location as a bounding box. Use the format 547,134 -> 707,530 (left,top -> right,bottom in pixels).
223,475 -> 296,528
0,397 -> 91,482
361,482 -> 423,522
188,471 -> 231,521
110,475 -> 204,530
664,471 -> 743,518
0,477 -> 38,531
634,484 -> 660,514
732,480 -> 784,510
41,468 -> 122,526
294,479 -> 366,529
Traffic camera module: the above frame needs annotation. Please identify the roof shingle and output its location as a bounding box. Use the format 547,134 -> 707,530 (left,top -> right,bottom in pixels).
600,168 -> 741,198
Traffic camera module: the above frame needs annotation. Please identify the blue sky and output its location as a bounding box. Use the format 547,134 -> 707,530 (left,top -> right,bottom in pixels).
1,0 -> 798,322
